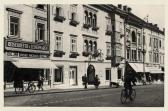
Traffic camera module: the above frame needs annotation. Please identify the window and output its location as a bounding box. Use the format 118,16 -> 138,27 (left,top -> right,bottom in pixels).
37,23 -> 45,41
106,43 -> 111,56
149,52 -> 152,63
56,7 -> 63,16
149,37 -> 152,47
126,48 -> 130,60
55,34 -> 62,50
118,68 -> 122,79
132,49 -> 137,61
132,31 -> 136,43
70,37 -> 77,52
106,18 -> 112,31
159,40 -> 161,48
10,16 -> 19,37
54,67 -> 63,82
84,10 -> 89,24
137,33 -> 141,45
89,12 -> 92,26
138,50 -> 142,61
70,5 -> 77,21
84,40 -> 88,52
106,69 -> 111,80
93,14 -> 97,27
93,41 -> 97,53
88,41 -> 93,52
7,8 -> 22,38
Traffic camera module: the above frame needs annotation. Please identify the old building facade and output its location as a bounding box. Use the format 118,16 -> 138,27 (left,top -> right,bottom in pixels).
4,4 -> 164,89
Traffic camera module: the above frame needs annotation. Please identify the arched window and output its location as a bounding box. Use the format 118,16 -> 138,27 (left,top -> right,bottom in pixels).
93,14 -> 97,27
89,41 -> 93,52
84,11 -> 88,24
89,12 -> 92,26
93,41 -> 97,53
84,40 -> 88,52
132,31 -> 136,43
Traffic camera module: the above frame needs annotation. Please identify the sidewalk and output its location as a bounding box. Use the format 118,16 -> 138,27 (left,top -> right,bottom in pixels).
4,82 -> 162,97
4,84 -> 115,97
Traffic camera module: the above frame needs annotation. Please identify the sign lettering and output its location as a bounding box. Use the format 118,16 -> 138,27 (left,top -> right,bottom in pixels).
6,40 -> 49,51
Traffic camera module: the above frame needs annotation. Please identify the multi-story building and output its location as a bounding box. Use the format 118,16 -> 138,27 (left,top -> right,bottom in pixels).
4,5 -> 53,87
4,4 -> 164,89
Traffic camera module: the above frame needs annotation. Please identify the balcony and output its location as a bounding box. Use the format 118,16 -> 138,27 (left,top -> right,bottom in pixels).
92,26 -> 99,31
53,50 -> 65,57
69,52 -> 80,58
82,51 -> 91,57
54,15 -> 66,23
69,20 -> 79,27
106,56 -> 112,60
92,51 -> 99,58
83,23 -> 91,29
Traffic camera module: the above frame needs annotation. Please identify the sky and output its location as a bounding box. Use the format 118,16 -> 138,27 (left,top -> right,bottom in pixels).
114,4 -> 165,30
112,3 -> 165,30
126,4 -> 165,30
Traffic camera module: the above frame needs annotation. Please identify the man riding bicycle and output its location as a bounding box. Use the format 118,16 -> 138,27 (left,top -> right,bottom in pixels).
124,62 -> 136,101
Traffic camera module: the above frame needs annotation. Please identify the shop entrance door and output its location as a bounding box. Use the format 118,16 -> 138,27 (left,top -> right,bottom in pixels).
69,67 -> 77,85
87,64 -> 95,84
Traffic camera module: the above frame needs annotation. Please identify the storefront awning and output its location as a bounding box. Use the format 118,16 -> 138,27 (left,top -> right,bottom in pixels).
4,55 -> 17,62
149,69 -> 164,74
12,60 -> 58,69
129,63 -> 149,73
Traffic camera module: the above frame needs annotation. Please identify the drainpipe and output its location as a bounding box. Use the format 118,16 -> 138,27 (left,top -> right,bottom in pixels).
47,4 -> 52,88
123,13 -> 128,82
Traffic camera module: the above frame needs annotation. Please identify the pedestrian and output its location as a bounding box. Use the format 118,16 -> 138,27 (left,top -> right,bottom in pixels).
149,75 -> 152,84
37,74 -> 44,91
82,74 -> 88,89
94,75 -> 100,88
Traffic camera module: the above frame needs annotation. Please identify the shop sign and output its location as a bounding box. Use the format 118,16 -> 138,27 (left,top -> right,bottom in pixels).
5,40 -> 49,51
7,51 -> 49,58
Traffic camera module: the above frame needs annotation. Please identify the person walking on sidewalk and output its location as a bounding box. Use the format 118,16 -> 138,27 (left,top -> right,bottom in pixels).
82,74 -> 88,89
37,74 -> 44,91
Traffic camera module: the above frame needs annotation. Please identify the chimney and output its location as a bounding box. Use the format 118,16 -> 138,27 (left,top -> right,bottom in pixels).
118,4 -> 122,9
163,28 -> 165,34
127,7 -> 132,13
123,5 -> 127,12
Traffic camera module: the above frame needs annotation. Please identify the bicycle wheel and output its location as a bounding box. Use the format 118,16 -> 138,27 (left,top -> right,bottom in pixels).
120,89 -> 127,104
28,85 -> 36,93
130,89 -> 136,101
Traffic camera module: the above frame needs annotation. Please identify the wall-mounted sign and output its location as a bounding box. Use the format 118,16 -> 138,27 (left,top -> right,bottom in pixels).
6,51 -> 49,58
5,39 -> 49,51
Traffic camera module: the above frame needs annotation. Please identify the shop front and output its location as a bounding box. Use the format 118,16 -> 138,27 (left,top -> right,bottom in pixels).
4,38 -> 57,89
126,62 -> 150,83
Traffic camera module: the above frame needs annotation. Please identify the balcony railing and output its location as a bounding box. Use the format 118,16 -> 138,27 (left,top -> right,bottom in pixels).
92,26 -> 99,31
54,50 -> 65,57
69,20 -> 79,27
83,23 -> 91,29
69,52 -> 80,58
54,15 -> 66,22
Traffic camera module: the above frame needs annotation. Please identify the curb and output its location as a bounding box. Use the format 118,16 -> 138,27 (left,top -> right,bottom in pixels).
4,86 -> 117,98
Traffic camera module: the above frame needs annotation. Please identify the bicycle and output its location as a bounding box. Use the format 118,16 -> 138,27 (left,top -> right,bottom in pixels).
120,88 -> 136,104
15,81 -> 36,94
